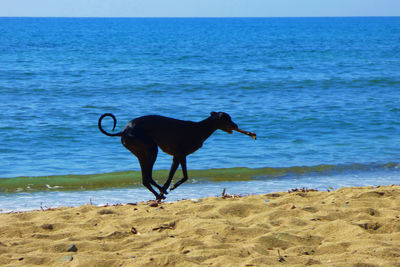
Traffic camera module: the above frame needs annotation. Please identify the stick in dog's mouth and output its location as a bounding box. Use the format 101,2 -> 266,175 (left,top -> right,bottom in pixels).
233,129 -> 257,140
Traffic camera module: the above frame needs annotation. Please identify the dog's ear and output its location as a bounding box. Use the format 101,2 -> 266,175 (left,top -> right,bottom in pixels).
210,112 -> 218,118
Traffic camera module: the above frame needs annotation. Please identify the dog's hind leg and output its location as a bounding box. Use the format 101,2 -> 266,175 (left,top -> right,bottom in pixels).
169,156 -> 189,191
126,136 -> 164,200
137,150 -> 165,200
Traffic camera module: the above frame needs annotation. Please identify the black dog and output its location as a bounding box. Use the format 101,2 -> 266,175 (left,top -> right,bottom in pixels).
98,112 -> 253,200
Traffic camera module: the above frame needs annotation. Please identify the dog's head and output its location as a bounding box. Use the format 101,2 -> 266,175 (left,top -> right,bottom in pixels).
210,112 -> 238,134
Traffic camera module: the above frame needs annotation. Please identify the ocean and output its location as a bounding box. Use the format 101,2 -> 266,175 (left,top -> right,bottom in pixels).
1,17 -> 399,212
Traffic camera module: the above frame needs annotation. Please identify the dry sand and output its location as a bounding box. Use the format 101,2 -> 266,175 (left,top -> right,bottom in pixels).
0,185 -> 399,266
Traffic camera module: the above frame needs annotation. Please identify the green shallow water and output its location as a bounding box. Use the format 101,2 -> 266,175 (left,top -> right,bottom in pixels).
1,163 -> 398,193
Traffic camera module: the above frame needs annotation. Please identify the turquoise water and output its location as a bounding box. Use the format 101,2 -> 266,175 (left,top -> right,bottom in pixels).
0,17 -> 399,210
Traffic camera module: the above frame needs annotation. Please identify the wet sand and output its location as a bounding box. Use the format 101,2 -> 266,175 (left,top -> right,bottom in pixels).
0,185 -> 399,266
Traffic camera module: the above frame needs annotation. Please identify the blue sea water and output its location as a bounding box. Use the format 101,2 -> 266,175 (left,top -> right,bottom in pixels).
0,17 -> 400,211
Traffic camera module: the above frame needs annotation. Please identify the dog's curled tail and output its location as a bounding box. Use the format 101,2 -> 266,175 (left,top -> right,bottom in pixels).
98,113 -> 122,137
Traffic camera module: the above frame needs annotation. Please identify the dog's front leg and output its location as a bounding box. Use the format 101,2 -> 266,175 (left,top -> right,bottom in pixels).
160,156 -> 180,196
170,156 -> 189,191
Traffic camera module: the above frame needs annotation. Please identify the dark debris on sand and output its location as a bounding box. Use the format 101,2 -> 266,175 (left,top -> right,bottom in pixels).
288,187 -> 318,193
221,188 -> 244,199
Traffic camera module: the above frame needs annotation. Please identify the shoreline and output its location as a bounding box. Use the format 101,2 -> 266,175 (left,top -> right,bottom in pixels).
2,162 -> 399,193
0,185 -> 399,266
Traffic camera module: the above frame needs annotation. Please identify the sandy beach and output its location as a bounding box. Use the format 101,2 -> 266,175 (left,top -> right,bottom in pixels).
0,185 -> 399,266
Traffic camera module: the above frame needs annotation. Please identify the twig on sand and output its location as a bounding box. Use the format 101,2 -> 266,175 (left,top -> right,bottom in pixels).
39,202 -> 55,211
222,188 -> 227,197
152,221 -> 176,232
278,249 -> 286,262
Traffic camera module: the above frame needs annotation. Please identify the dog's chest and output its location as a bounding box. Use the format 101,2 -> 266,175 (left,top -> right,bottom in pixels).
158,138 -> 204,156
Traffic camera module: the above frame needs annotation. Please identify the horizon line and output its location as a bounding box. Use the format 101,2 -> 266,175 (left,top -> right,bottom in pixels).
0,15 -> 399,19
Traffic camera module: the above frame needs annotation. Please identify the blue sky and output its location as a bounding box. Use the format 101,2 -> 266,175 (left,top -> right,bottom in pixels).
0,0 -> 399,17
